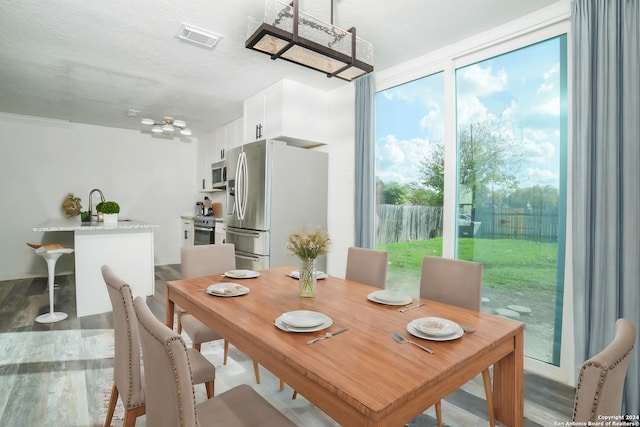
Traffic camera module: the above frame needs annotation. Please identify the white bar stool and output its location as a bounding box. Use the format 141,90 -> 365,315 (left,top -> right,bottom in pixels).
32,246 -> 74,323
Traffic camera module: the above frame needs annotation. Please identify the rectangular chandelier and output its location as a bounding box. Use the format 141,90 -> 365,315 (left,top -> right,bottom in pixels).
246,0 -> 374,81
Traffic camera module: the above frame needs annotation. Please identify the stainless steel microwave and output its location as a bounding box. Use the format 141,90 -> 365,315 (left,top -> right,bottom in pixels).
211,161 -> 226,188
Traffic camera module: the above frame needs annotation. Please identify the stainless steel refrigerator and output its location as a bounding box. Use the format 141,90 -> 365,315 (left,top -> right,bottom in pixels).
225,139 -> 328,271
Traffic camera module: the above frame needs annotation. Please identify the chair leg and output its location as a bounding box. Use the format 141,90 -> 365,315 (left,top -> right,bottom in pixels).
435,400 -> 443,427
194,343 -> 202,352
279,379 -> 284,391
104,384 -> 118,427
223,339 -> 229,365
253,360 -> 260,384
176,310 -> 183,334
123,406 -> 145,427
481,368 -> 495,427
292,390 -> 298,400
205,380 -> 215,398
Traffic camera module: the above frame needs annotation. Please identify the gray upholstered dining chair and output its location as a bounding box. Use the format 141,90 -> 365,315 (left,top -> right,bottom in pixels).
177,244 -> 233,352
573,318 -> 636,422
133,296 -> 297,427
345,246 -> 388,288
419,256 -> 494,427
178,243 -> 261,384
102,265 -> 215,427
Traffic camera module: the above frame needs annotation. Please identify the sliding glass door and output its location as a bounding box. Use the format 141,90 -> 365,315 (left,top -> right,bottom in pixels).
375,73 -> 445,297
375,35 -> 567,365
455,36 -> 567,364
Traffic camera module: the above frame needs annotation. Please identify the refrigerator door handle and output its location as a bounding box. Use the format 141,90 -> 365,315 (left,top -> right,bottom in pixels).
234,152 -> 243,221
236,253 -> 260,262
240,151 -> 248,221
226,228 -> 261,238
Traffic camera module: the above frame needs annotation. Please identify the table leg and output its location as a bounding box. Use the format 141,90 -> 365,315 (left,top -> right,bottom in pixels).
492,330 -> 524,427
165,289 -> 175,329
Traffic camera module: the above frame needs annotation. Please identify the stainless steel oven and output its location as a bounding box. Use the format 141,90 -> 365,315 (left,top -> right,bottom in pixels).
193,216 -> 217,245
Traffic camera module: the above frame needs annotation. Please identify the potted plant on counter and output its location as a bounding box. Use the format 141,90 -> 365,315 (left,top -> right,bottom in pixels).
97,201 -> 120,224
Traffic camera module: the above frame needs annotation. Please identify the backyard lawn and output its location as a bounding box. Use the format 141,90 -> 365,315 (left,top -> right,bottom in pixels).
377,237 -> 562,363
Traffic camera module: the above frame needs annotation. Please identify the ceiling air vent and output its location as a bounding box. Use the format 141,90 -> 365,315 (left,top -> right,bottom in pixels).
176,24 -> 223,49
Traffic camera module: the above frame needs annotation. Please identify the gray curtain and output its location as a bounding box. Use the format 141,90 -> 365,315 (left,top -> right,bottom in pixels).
355,74 -> 375,248
572,0 -> 639,414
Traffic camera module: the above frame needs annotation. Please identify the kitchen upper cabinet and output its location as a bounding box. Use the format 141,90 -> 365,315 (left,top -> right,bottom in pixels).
213,126 -> 225,163
226,117 -> 243,154
197,118 -> 242,190
196,130 -> 214,190
244,92 -> 265,142
243,79 -> 328,147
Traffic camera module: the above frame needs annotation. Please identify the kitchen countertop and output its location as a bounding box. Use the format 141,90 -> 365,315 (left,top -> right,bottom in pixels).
32,218 -> 159,232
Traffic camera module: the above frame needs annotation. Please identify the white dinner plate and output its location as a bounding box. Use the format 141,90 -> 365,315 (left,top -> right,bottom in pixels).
288,270 -> 328,280
274,315 -> 333,333
413,317 -> 460,336
373,290 -> 408,303
224,269 -> 260,279
367,291 -> 413,306
281,310 -> 327,327
206,283 -> 249,297
407,319 -> 464,341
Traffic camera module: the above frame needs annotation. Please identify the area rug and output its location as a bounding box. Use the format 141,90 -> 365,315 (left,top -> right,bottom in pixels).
98,385 -> 124,427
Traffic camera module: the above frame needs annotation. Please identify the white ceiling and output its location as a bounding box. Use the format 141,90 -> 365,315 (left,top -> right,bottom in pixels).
0,0 -> 560,137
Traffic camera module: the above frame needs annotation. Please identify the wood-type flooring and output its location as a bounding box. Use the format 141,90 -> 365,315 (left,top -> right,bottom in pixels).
0,264 -> 575,426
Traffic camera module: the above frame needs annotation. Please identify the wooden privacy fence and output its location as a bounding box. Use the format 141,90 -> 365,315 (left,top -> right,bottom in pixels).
474,209 -> 559,242
376,205 -> 559,243
376,205 -> 443,243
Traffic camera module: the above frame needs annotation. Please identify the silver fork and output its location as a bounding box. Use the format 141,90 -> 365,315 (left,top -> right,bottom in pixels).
391,332 -> 434,354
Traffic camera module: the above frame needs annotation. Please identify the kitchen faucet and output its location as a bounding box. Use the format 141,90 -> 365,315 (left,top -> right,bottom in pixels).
88,188 -> 105,221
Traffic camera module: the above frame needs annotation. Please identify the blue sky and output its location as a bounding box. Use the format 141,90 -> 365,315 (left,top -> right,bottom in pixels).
375,36 -> 565,190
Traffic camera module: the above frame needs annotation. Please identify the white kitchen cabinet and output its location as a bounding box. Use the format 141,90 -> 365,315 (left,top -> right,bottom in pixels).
244,91 -> 265,142
224,118 -> 243,156
196,130 -> 217,190
243,79 -> 328,147
197,117 -> 242,191
196,131 -> 210,190
214,126 -> 227,167
181,217 -> 194,247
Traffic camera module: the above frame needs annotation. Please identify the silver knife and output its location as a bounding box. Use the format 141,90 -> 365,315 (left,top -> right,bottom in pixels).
307,327 -> 349,345
399,303 -> 424,313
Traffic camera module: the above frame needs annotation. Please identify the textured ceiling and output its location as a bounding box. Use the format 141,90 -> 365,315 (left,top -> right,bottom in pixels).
0,0 -> 560,137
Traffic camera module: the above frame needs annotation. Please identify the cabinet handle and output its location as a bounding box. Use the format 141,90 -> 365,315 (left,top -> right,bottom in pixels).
259,124 -> 263,139
255,124 -> 259,140
202,179 -> 205,190
184,230 -> 188,239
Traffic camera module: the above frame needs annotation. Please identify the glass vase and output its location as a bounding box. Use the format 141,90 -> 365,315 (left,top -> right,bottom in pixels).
299,258 -> 317,297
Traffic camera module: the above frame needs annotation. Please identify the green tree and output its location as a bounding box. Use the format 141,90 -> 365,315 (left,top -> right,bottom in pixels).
377,180 -> 407,205
416,143 -> 445,206
416,122 -> 521,214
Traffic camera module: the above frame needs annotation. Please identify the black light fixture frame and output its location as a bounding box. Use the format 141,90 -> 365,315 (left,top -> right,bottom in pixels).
245,0 -> 373,81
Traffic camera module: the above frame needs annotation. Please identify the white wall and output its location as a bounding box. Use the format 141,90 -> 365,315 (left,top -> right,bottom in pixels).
0,113 -> 199,280
317,84 -> 356,278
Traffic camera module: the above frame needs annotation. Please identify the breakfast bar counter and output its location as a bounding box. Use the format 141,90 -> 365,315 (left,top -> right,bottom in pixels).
33,219 -> 158,317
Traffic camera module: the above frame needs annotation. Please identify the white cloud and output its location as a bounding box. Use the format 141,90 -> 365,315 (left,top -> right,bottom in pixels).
531,96 -> 560,116
458,64 -> 508,97
525,167 -> 559,185
522,139 -> 556,164
536,64 -> 560,94
376,134 -> 434,184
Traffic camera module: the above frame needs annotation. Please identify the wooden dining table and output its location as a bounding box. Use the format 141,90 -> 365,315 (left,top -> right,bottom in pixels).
165,266 -> 524,427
